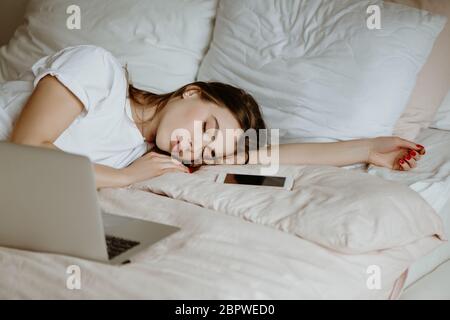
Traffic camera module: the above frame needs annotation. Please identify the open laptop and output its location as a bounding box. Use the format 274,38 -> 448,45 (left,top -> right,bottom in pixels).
0,142 -> 180,265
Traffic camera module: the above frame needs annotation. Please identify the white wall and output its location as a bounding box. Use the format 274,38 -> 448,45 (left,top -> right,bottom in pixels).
0,0 -> 28,46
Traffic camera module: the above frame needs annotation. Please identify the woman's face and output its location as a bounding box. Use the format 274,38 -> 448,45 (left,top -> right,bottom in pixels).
155,89 -> 242,164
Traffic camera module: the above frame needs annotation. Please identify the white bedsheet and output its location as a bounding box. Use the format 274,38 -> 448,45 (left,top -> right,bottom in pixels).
364,128 -> 450,288
0,188 -> 441,299
1,160 -> 445,299
400,259 -> 450,300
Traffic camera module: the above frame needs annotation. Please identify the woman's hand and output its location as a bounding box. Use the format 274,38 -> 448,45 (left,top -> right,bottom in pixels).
121,151 -> 190,186
368,136 -> 426,171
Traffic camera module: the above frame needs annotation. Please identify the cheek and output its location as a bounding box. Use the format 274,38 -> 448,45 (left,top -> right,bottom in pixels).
213,133 -> 238,158
155,116 -> 192,152
155,102 -> 207,151
155,117 -> 176,151
171,111 -> 205,141
224,137 -> 237,156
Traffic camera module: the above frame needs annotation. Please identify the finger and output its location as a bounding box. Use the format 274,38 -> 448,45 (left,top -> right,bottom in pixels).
161,167 -> 189,175
155,153 -> 185,165
408,149 -> 421,161
398,158 -> 410,171
403,153 -> 417,169
143,151 -> 163,159
150,152 -> 172,158
396,137 -> 426,154
415,144 -> 426,155
169,156 -> 184,165
148,151 -> 179,159
151,154 -> 181,163
160,162 -> 190,173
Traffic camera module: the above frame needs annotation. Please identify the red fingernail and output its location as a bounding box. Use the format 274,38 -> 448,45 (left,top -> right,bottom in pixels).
405,155 -> 411,160
416,144 -> 424,149
188,167 -> 192,173
399,159 -> 404,164
410,150 -> 416,156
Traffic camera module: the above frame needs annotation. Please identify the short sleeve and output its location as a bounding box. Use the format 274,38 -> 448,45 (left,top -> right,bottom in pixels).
31,45 -> 122,114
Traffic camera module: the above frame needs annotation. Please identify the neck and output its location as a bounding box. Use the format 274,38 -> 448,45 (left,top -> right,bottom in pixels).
130,99 -> 160,142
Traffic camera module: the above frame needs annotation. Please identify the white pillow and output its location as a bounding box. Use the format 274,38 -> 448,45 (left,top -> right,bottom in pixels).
198,0 -> 446,142
430,90 -> 450,131
132,165 -> 445,254
0,0 -> 218,92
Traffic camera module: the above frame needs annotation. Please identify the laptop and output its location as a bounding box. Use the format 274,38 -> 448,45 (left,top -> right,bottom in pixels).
0,142 -> 180,265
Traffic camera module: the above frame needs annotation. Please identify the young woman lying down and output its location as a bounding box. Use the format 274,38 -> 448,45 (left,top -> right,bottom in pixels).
7,45 -> 426,189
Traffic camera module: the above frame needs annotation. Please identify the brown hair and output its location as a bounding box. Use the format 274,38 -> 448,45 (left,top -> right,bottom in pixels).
127,76 -> 267,167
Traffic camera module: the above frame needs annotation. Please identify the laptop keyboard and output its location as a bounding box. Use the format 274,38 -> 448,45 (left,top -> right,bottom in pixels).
105,235 -> 140,260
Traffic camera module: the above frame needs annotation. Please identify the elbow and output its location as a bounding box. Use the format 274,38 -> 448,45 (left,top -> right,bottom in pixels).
8,135 -> 45,147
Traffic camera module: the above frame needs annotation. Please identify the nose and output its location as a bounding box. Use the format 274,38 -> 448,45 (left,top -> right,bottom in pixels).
175,134 -> 213,162
187,136 -> 211,162
178,135 -> 192,151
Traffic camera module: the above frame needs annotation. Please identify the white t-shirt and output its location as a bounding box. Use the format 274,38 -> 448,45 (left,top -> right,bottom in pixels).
30,45 -> 153,169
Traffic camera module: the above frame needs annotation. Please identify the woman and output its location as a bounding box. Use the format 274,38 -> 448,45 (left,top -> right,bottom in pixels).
7,45 -> 425,189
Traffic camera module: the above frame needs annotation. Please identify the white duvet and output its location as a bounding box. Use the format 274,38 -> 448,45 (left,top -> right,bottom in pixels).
0,186 -> 443,299
0,79 -> 448,299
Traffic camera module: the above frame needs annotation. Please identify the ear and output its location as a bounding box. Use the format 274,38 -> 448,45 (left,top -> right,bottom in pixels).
182,86 -> 201,99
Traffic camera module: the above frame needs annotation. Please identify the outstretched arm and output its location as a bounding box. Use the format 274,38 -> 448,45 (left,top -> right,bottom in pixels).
274,138 -> 371,167
241,136 -> 426,171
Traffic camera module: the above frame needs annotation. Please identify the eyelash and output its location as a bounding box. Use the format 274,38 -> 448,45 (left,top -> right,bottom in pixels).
202,120 -> 216,159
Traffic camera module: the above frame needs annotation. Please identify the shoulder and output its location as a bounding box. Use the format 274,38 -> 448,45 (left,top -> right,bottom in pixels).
33,45 -> 123,74
31,45 -> 126,113
62,45 -> 120,64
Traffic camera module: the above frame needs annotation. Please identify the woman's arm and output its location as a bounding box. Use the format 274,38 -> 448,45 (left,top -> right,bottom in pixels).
9,75 -> 130,189
21,141 -> 130,189
274,138 -> 370,166
243,136 -> 424,171
225,139 -> 368,166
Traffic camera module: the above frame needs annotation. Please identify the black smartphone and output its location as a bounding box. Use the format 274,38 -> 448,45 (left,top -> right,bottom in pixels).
216,173 -> 293,190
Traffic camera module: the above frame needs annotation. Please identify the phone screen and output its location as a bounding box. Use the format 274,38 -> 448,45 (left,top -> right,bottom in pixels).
223,173 -> 286,187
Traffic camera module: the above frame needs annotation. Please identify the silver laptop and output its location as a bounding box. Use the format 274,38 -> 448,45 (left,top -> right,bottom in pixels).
0,142 -> 180,265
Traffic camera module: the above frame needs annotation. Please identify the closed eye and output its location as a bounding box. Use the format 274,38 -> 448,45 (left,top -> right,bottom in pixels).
201,116 -> 219,160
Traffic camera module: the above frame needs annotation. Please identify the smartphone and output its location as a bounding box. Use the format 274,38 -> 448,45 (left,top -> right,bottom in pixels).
216,173 -> 294,191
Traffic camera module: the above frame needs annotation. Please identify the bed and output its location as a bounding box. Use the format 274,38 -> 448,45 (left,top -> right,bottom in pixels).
0,0 -> 449,299
0,126 -> 448,299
